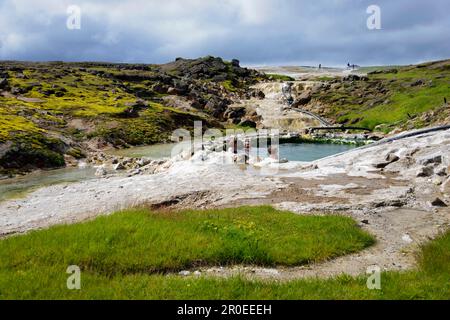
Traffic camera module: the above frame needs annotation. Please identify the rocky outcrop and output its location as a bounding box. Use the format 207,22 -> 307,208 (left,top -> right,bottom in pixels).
292,91 -> 312,106
0,78 -> 8,89
0,58 -> 265,174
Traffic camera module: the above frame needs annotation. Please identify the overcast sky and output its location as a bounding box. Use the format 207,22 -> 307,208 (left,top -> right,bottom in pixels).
0,0 -> 449,66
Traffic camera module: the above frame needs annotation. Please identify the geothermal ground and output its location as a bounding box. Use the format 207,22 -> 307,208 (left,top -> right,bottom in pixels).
1,126 -> 449,280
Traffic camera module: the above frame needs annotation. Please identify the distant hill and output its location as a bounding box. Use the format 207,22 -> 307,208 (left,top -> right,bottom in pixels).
299,59 -> 450,132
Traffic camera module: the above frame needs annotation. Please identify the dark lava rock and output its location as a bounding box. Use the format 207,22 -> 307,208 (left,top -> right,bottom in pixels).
430,198 -> 448,207
293,91 -> 312,106
204,97 -> 229,118
255,90 -> 265,100
152,83 -> 169,94
0,78 -> 8,89
410,79 -> 425,87
231,59 -> 240,67
416,165 -> 434,177
343,74 -> 368,82
419,154 -> 442,166
385,153 -> 400,163
224,106 -> 246,120
374,199 -> 405,208
239,119 -> 257,128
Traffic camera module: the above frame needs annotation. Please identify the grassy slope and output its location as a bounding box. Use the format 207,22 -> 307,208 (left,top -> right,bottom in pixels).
0,206 -> 376,299
312,60 -> 450,132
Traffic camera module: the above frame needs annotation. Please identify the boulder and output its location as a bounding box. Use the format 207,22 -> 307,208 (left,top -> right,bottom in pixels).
374,162 -> 391,169
113,162 -> 126,171
430,198 -> 448,207
136,158 -> 151,167
223,106 -> 246,120
435,166 -> 448,176
416,165 -> 434,177
251,90 -> 265,100
385,153 -> 400,163
231,59 -> 240,67
152,83 -> 168,94
0,78 -> 8,89
293,91 -> 312,106
410,79 -> 425,87
374,153 -> 399,169
172,79 -> 189,94
419,154 -> 442,166
343,74 -> 368,82
95,167 -> 107,177
204,98 -> 229,118
239,119 -> 257,128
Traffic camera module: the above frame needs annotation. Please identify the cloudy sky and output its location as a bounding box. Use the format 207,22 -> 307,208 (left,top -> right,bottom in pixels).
0,0 -> 449,66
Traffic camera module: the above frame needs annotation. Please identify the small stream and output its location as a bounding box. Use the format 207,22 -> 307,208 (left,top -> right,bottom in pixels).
0,166 -> 97,203
0,142 -> 357,203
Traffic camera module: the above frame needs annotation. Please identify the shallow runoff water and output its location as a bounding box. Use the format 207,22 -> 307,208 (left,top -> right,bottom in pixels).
0,142 -> 357,202
108,142 -> 357,162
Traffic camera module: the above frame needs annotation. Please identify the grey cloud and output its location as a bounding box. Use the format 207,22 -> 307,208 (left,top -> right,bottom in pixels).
0,0 -> 448,66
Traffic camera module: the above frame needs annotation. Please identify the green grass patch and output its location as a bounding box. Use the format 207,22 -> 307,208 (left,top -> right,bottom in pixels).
0,207 -> 449,300
266,74 -> 295,81
0,206 -> 377,299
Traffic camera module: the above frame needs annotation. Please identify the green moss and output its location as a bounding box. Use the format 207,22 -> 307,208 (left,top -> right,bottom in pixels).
266,74 -> 295,81
66,148 -> 86,159
0,133 -> 65,170
315,62 -> 450,132
221,80 -> 239,92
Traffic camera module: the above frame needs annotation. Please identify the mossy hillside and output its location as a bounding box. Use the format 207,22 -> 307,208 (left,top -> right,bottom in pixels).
0,132 -> 65,171
310,60 -> 450,132
91,102 -> 209,146
1,59 -> 255,172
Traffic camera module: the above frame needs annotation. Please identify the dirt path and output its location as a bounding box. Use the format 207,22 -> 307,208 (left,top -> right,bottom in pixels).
196,207 -> 448,281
